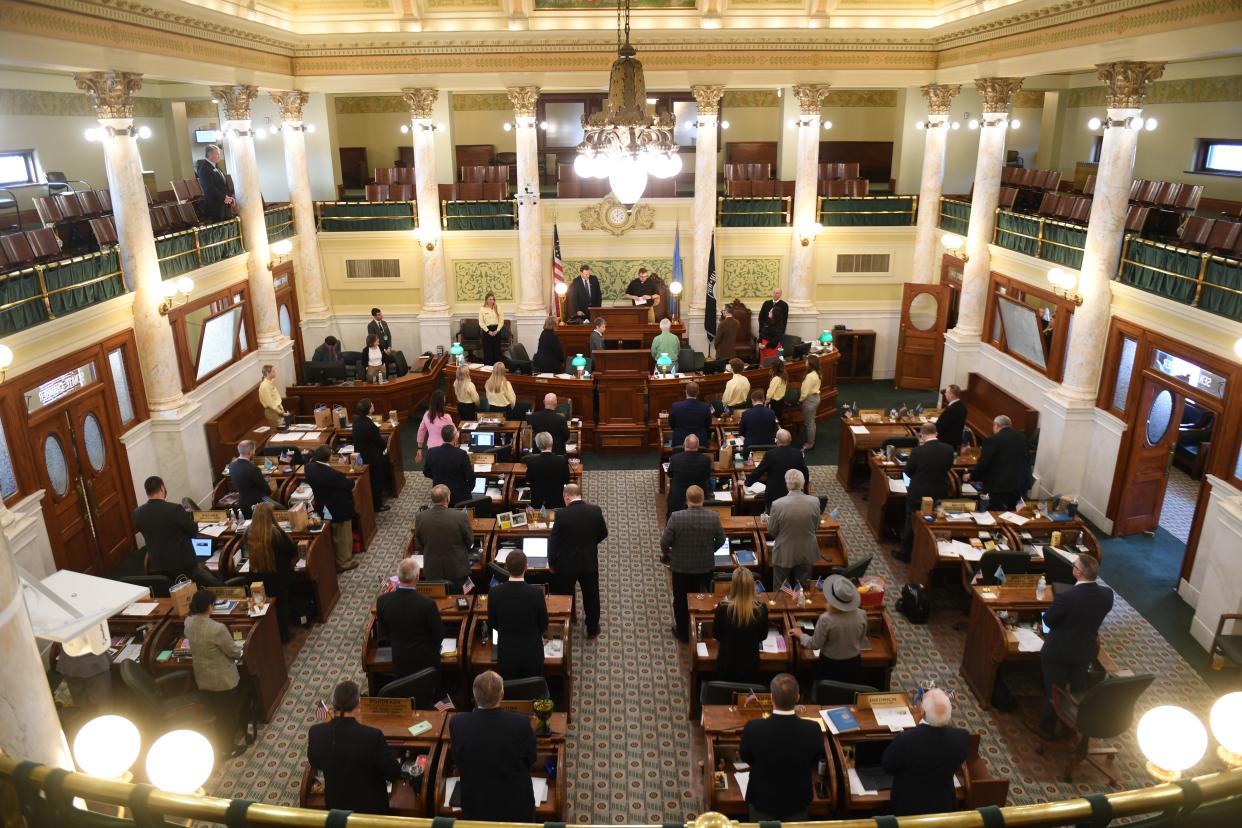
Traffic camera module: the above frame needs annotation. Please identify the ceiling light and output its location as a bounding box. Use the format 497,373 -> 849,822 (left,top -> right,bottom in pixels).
1087,117 -> 1102,131
1145,117 -> 1158,131
822,120 -> 832,130
720,120 -> 729,130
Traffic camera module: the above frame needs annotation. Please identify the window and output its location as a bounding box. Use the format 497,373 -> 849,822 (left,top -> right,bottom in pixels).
169,283 -> 255,390
0,150 -> 38,187
23,364 -> 98,414
107,348 -> 136,425
1151,349 -> 1227,399
1111,336 -> 1138,412
1193,139 -> 1242,175
982,273 -> 1075,380
0,417 -> 17,501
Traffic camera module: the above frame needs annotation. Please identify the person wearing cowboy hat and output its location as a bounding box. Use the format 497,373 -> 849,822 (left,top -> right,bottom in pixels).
796,574 -> 869,685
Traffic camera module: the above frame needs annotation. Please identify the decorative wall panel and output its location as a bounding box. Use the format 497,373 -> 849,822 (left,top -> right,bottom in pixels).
720,257 -> 781,299
454,260 -> 515,302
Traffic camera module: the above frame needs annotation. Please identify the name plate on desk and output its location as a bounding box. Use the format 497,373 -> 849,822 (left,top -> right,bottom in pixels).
499,699 -> 534,713
194,510 -> 228,524
360,697 -> 411,717
857,692 -> 909,710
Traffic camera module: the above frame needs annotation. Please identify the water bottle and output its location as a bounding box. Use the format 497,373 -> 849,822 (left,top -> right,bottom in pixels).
1036,575 -> 1046,601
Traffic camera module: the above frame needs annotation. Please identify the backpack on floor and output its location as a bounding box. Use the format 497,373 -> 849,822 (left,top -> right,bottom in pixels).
896,583 -> 931,624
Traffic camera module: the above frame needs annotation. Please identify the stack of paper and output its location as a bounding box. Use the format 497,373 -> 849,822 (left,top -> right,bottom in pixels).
713,490 -> 734,502
760,629 -> 787,654
888,478 -> 907,494
122,602 -> 158,617
696,642 -> 710,658
473,463 -> 493,473
971,512 -> 997,526
744,482 -> 766,495
116,642 -> 143,662
961,482 -> 979,495
999,511 -> 1029,525
850,425 -> 869,435
1014,627 -> 1045,652
198,523 -> 227,538
531,778 -> 549,806
444,777 -> 461,810
543,638 -> 564,658
872,705 -> 917,732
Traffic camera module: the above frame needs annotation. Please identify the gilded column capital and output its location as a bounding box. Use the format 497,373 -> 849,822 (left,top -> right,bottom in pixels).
73,71 -> 143,119
1096,61 -> 1166,109
211,85 -> 259,121
974,78 -> 1024,113
402,88 -> 439,119
920,83 -> 961,116
691,85 -> 725,117
792,84 -> 831,117
506,87 -> 540,119
270,91 -> 309,122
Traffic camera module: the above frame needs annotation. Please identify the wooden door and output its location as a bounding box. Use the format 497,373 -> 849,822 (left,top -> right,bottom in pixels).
29,409 -> 101,573
66,390 -> 133,570
1113,375 -> 1186,536
274,267 -> 305,380
338,147 -> 368,189
894,283 -> 950,390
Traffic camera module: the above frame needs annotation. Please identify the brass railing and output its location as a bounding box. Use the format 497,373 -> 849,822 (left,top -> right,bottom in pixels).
440,198 -> 518,230
817,194 -> 918,226
1118,235 -> 1242,310
154,216 -> 245,279
314,200 -> 418,231
265,204 -> 295,241
2,753 -> 1240,828
0,249 -> 125,333
938,197 -> 971,235
991,208 -> 1087,269
717,195 -> 792,226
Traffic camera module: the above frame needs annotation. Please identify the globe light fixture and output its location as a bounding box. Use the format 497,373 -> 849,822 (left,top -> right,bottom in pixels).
571,353 -> 587,377
1234,337 -> 1242,361
72,715 -> 141,780
554,281 -> 569,297
0,343 -> 13,380
822,120 -> 833,130
270,239 -> 294,257
175,276 -> 195,296
656,352 -> 674,375
668,281 -> 683,296
1145,117 -> 1158,131
950,121 -> 960,131
941,232 -> 967,261
502,122 -> 512,132
136,125 -> 152,140
720,120 -> 730,130
145,730 -> 215,794
1009,119 -> 1021,130
915,121 -> 925,130
399,124 -> 410,134
1137,706 -> 1208,781
1210,692 -> 1242,766
968,118 -> 980,130
1087,116 -> 1103,131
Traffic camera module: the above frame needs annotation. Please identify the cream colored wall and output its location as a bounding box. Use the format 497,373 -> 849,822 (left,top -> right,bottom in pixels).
331,110 -> 412,179
450,108 -> 516,156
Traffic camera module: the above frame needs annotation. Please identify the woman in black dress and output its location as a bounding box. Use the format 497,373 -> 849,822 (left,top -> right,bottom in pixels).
246,502 -> 299,642
712,567 -> 769,683
532,316 -> 565,373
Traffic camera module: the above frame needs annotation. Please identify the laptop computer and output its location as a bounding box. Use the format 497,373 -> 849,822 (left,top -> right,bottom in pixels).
192,538 -> 214,560
470,431 -> 496,449
523,536 -> 549,568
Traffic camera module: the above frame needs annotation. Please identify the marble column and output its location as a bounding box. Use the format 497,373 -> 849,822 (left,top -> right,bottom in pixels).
271,91 -> 330,319
402,88 -> 451,350
688,85 -> 724,352
911,84 -> 960,284
212,85 -> 281,345
508,86 -> 546,350
0,526 -> 72,769
1059,62 -> 1165,401
954,78 -> 1023,338
75,72 -> 186,414
786,84 -> 830,337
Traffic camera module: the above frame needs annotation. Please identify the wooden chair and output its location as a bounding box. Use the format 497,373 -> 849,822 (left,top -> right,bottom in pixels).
365,183 -> 389,202
89,217 -> 119,248
1206,220 -> 1240,255
1181,216 -> 1213,248
377,667 -> 440,708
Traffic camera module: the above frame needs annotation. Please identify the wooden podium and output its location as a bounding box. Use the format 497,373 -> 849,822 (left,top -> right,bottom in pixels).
592,349 -> 650,373
595,369 -> 649,450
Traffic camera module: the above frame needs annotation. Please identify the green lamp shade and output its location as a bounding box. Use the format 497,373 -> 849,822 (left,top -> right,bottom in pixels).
656,353 -> 673,367
571,353 -> 587,368
450,343 -> 464,356
819,330 -> 833,344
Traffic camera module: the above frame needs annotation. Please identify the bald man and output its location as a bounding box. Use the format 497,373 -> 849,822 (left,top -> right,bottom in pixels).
527,392 -> 570,455
881,688 -> 970,816
549,484 -> 608,638
667,434 -> 711,514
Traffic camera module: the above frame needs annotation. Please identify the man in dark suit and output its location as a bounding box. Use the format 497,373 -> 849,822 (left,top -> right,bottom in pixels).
487,550 -> 549,679
133,476 -> 221,586
422,424 -> 474,506
367,307 -> 394,351
549,483 -> 608,638
668,381 -> 712,447
568,264 -> 602,321
414,485 -> 474,591
524,432 -> 571,512
528,393 -> 570,454
739,673 -> 826,822
713,306 -> 739,363
304,444 -> 357,571
661,486 -> 725,642
899,423 -> 956,561
352,398 -> 391,512
194,145 -> 233,221
882,688 -> 970,816
227,440 -> 278,518
1038,554 -> 1114,737
666,435 -> 711,514
744,429 -> 808,511
376,557 -> 444,681
307,681 -> 401,815
449,671 -> 537,822
311,336 -> 342,363
935,383 -> 968,451
969,414 -> 1032,511
738,390 -> 778,454
588,317 -> 606,355
758,287 -> 788,343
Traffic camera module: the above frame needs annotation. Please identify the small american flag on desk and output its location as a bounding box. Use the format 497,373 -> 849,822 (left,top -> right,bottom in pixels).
461,577 -> 475,595
780,580 -> 800,599
435,696 -> 456,712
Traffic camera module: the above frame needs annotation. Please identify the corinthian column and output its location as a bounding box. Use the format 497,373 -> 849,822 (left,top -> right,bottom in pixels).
75,71 -> 186,413
688,84 -> 724,351
954,78 -> 1023,337
911,84 -> 960,284
1060,62 -> 1165,400
402,88 -> 451,349
212,84 -> 281,345
508,86 -> 546,348
787,84 -> 830,334
271,91 -> 330,318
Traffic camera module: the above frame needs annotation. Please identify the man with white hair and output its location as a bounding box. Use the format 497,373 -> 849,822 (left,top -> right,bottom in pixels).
650,316 -> 682,363
524,431 -> 570,511
968,413 -> 1032,511
375,557 -> 444,681
527,392 -> 570,454
767,467 -> 821,588
744,427 -> 809,510
881,688 -> 970,816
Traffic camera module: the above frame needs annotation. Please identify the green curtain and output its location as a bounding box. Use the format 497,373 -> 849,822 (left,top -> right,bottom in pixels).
43,251 -> 125,318
719,198 -> 788,227
0,268 -> 50,334
938,198 -> 970,235
994,211 -> 1040,256
1119,239 -> 1199,305
197,219 -> 244,265
265,207 -> 295,241
1199,259 -> 1242,322
819,197 -> 915,226
443,201 -> 516,230
318,202 -> 416,232
156,231 -> 199,279
1039,222 -> 1086,269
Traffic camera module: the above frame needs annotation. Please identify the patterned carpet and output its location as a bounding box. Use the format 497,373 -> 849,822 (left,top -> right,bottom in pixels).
206,465 -> 1225,821
1159,467 -> 1200,545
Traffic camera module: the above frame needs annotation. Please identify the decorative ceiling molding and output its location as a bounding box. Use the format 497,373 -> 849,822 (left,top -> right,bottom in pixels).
0,88 -> 163,116
920,83 -> 960,115
453,92 -> 512,111
74,70 -> 142,118
722,90 -> 778,108
1064,74 -> 1242,109
1012,89 -> 1045,108
185,100 -> 216,116
334,95 -> 406,113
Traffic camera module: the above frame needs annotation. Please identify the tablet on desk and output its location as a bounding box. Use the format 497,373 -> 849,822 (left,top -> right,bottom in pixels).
193,538 -> 214,560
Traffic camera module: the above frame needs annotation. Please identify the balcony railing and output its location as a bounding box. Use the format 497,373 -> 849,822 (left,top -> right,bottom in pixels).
993,208 -> 1087,270
818,195 -> 917,227
440,199 -> 517,230
718,196 -> 791,227
0,248 -> 125,335
155,217 -> 245,279
315,200 -> 417,232
938,197 -> 971,235
265,205 -> 294,241
1120,236 -> 1242,321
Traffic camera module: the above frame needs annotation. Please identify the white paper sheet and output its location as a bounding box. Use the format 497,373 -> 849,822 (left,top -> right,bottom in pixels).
121,602 -> 158,616
820,708 -> 840,734
971,512 -> 997,526
444,777 -> 460,810
847,768 -> 877,796
198,524 -> 227,538
440,637 -> 458,655
713,490 -> 734,502
531,777 -> 549,805
999,511 -> 1029,525
850,425 -> 869,435
116,643 -> 143,662
961,482 -> 979,495
696,642 -> 709,658
872,705 -> 917,732
473,463 -> 493,473
744,482 -> 765,496
760,628 -> 786,654
733,771 -> 750,799
543,638 -> 564,659
1014,627 -> 1045,652
888,478 -> 907,494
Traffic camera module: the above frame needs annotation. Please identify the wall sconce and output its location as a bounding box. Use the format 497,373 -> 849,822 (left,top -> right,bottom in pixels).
416,229 -> 439,251
1234,338 -> 1242,361
158,276 -> 194,315
1087,115 -> 1157,132
267,238 -> 293,270
1047,267 -> 1083,305
797,221 -> 823,247
515,186 -> 539,207
400,122 -> 446,134
941,232 -> 967,262
84,125 -> 152,142
0,343 -> 13,382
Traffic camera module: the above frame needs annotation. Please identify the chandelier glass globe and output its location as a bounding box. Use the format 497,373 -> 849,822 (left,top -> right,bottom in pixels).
573,154 -> 593,178
609,156 -> 649,205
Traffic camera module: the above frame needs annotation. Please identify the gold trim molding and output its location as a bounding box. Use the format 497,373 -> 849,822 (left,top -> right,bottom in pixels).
920,83 -> 960,115
0,88 -> 161,117
691,85 -> 725,116
270,90 -> 309,121
73,71 -> 141,120
1097,61 -> 1166,109
506,86 -> 539,118
792,83 -> 831,116
211,84 -> 259,121
401,87 -> 438,119
452,92 -> 512,112
975,77 -> 1023,113
1064,74 -> 1242,109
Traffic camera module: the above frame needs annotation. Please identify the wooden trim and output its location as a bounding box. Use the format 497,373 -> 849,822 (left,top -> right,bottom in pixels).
981,271 -> 1075,383
100,330 -> 149,426
1095,316 -> 1146,416
167,281 -> 254,392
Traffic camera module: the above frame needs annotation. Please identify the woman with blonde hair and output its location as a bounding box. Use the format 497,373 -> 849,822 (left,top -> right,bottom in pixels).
766,360 -> 789,422
479,291 -> 504,365
246,502 -> 298,642
799,354 -> 822,450
713,567 -> 769,682
485,361 -> 517,419
453,368 -> 481,420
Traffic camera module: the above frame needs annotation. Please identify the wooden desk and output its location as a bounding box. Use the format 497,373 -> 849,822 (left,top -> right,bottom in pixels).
148,600 -> 290,722
556,311 -> 683,353
864,450 -> 979,543
789,607 -> 897,690
287,354 -> 446,421
592,348 -> 652,373
103,599 -> 175,674
836,417 -> 916,490
760,512 -> 850,582
490,523 -> 555,579
962,371 -> 1038,441
215,529 -> 338,623
284,462 -> 377,553
406,518 -> 495,588
909,511 -> 1019,591
362,594 -> 474,696
447,365 -> 596,443
595,371 -> 648,450
465,607 -> 573,713
689,613 -> 794,714
1004,515 -> 1102,565
333,418 -> 406,499
713,516 -> 764,574
506,462 -> 584,512
204,384 -> 304,482
960,578 -> 1055,708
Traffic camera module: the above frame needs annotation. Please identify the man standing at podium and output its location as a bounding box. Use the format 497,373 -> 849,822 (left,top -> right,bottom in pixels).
569,264 -> 601,321
624,267 -> 660,305
589,317 -> 607,356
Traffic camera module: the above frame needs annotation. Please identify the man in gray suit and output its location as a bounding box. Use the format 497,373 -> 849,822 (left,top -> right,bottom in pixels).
414,484 -> 474,592
767,469 -> 821,588
588,318 -> 607,355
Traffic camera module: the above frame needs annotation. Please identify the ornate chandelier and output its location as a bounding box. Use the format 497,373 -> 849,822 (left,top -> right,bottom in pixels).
573,0 -> 681,205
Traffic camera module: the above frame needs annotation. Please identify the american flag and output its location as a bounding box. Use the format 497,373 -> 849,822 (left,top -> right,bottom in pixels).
550,224 -> 565,318
462,577 -> 474,595
744,688 -> 759,705
780,580 -> 798,598
435,696 -> 456,712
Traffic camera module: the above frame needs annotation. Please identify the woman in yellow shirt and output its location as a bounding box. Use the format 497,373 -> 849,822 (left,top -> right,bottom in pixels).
766,361 -> 788,422
799,354 -> 822,450
484,362 -> 517,418
258,364 -> 286,428
478,291 -> 504,365
721,358 -> 751,409
454,368 -> 481,419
